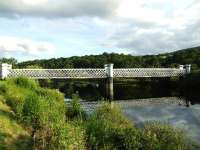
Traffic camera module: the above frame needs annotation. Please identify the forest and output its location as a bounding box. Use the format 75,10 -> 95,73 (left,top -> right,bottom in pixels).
1,46 -> 200,71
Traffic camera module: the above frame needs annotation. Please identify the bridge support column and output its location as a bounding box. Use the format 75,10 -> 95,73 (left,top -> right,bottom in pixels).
179,64 -> 191,107
105,64 -> 114,101
0,63 -> 12,79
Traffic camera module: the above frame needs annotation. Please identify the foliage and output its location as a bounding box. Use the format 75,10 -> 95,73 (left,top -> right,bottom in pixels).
0,95 -> 5,103
0,100 -> 32,150
0,77 -> 72,149
0,77 -> 195,149
0,58 -> 17,66
7,77 -> 39,90
16,47 -> 200,71
51,123 -> 86,150
66,93 -> 86,120
86,102 -> 138,150
140,122 -> 190,150
85,103 -> 193,150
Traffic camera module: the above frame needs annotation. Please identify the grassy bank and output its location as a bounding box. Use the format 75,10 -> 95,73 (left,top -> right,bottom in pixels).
0,100 -> 31,149
0,77 -> 197,149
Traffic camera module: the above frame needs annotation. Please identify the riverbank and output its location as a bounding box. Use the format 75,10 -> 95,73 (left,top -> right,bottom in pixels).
74,97 -> 200,145
0,77 -> 198,149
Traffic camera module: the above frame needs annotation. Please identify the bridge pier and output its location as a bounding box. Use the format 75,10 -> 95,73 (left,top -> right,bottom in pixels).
105,64 -> 114,101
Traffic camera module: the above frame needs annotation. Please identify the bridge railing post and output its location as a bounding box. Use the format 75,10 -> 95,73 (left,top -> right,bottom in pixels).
104,64 -> 114,101
179,65 -> 184,70
185,64 -> 191,74
0,63 -> 12,79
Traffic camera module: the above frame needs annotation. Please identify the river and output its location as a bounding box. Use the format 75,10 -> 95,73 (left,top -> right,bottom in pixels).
66,97 -> 200,145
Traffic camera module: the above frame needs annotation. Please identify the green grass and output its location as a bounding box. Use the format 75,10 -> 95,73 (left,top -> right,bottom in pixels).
0,77 -> 86,149
0,100 -> 31,150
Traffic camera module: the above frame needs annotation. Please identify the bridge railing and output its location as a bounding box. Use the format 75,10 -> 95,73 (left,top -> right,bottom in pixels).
8,68 -> 106,79
0,63 -> 191,79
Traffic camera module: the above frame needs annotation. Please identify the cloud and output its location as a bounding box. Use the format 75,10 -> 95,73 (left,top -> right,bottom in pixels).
0,0 -> 119,18
101,0 -> 200,55
1,0 -> 200,57
0,36 -> 55,57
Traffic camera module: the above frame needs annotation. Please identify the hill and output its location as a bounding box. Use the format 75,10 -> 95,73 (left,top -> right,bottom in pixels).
1,46 -> 200,71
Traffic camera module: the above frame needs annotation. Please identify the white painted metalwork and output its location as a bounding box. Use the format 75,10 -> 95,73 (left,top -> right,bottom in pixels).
1,63 -> 189,79
8,69 -> 106,79
113,68 -> 185,78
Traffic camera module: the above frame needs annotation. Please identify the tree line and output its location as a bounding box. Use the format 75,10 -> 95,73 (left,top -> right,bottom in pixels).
1,46 -> 200,71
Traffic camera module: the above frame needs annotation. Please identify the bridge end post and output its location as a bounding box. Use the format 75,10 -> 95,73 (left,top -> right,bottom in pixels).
185,64 -> 191,74
179,65 -> 184,70
105,64 -> 114,101
0,63 -> 12,79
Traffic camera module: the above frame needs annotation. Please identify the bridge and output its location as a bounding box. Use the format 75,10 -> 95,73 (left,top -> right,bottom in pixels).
0,63 -> 191,100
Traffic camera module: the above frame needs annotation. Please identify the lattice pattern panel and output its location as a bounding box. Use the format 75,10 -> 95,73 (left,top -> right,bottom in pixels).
8,69 -> 106,79
113,68 -> 186,78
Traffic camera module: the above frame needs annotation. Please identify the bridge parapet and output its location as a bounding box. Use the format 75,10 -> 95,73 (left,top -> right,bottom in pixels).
0,63 -> 190,79
8,68 -> 106,79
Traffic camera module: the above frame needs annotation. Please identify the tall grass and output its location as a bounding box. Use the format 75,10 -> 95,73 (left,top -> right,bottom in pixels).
140,122 -> 191,150
0,77 -> 86,149
86,102 -> 139,149
66,93 -> 86,120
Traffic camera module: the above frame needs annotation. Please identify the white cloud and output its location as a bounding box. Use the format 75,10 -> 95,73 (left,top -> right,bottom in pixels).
0,0 -> 119,18
0,0 -> 200,57
0,36 -> 55,57
100,0 -> 200,54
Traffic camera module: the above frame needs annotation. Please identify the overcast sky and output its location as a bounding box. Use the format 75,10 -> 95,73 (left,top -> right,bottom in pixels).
0,0 -> 200,61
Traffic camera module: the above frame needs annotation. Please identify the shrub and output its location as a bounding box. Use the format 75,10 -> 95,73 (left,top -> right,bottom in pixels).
22,88 -> 66,148
36,89 -> 66,124
22,92 -> 42,130
4,85 -> 29,119
7,77 -> 39,90
86,102 -> 138,150
140,122 -> 190,150
50,123 -> 86,150
66,93 -> 86,120
0,95 -> 5,103
0,77 -> 67,148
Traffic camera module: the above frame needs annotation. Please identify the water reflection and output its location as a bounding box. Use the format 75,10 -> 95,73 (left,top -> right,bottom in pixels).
55,78 -> 180,101
123,103 -> 200,143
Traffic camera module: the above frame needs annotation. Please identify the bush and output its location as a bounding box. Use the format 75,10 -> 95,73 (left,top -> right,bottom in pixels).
7,77 -> 39,90
0,95 -> 5,103
66,93 -> 86,120
4,85 -> 30,119
22,87 -> 66,148
51,123 -> 86,150
140,122 -> 190,150
86,102 -> 138,150
0,77 -> 68,148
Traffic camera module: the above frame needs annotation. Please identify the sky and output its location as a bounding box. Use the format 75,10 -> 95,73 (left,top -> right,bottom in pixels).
0,0 -> 200,61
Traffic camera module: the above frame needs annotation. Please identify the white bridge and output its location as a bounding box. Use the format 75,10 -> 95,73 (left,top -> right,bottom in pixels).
0,63 -> 190,79
0,63 -> 191,100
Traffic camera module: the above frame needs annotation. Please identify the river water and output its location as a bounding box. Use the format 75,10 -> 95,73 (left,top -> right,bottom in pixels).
66,97 -> 200,144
